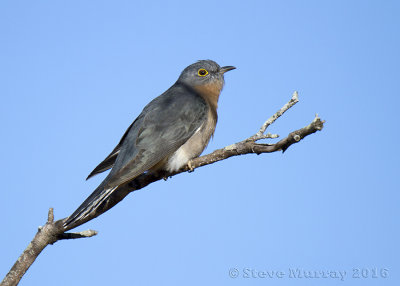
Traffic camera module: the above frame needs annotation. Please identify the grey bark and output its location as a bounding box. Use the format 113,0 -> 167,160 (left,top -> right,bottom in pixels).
1,92 -> 324,286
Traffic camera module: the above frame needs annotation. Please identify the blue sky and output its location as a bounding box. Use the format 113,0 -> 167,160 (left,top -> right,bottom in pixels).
1,0 -> 399,285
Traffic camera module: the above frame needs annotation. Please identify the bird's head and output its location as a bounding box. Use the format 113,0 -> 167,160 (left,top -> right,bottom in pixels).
177,60 -> 236,93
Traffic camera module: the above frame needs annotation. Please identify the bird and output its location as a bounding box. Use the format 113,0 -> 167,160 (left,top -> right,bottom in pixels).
64,60 -> 235,227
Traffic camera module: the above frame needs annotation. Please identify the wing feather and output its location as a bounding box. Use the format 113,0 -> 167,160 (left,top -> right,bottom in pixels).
103,83 -> 208,189
86,118 -> 138,180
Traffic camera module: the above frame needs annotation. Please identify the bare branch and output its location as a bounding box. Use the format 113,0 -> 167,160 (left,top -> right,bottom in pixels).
1,92 -> 324,286
47,208 -> 54,223
1,210 -> 97,286
248,91 -> 299,141
61,92 -> 324,231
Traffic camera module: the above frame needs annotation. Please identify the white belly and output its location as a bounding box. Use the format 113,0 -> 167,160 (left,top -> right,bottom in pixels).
165,112 -> 216,172
165,146 -> 193,172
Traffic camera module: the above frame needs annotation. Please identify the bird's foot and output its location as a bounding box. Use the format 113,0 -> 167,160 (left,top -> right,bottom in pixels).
187,160 -> 195,173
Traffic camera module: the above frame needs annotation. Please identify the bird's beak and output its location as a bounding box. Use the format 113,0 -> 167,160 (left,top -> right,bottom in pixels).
220,66 -> 236,74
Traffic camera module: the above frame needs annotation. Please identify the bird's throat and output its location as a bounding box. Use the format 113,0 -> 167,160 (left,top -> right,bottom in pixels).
193,82 -> 223,117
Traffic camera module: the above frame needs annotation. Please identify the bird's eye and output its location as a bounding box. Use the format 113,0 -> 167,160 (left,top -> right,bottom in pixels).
198,68 -> 208,77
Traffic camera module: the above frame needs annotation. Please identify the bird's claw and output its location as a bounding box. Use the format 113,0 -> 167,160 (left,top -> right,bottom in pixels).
187,161 -> 195,173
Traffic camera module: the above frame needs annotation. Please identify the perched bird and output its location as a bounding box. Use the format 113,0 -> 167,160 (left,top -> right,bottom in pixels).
64,60 -> 235,227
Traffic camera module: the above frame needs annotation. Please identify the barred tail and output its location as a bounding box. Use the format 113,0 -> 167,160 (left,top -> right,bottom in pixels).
64,184 -> 118,228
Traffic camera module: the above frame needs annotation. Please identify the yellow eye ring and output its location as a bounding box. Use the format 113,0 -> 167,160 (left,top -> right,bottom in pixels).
198,68 -> 208,77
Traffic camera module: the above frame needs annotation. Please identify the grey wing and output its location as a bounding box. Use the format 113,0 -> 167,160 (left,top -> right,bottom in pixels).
86,144 -> 120,180
86,120 -> 137,180
103,85 -> 208,189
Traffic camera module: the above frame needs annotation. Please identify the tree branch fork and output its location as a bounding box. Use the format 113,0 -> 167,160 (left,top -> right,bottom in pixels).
1,91 -> 324,286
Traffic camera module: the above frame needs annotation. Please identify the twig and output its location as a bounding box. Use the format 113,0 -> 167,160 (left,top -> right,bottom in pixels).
61,91 -> 324,230
248,91 -> 299,141
1,91 -> 324,286
1,209 -> 97,286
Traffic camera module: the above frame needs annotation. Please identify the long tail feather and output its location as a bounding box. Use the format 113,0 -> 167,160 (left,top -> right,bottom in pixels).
64,184 -> 118,228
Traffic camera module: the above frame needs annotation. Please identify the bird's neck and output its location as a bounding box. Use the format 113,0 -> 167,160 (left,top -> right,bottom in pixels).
193,82 -> 223,119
